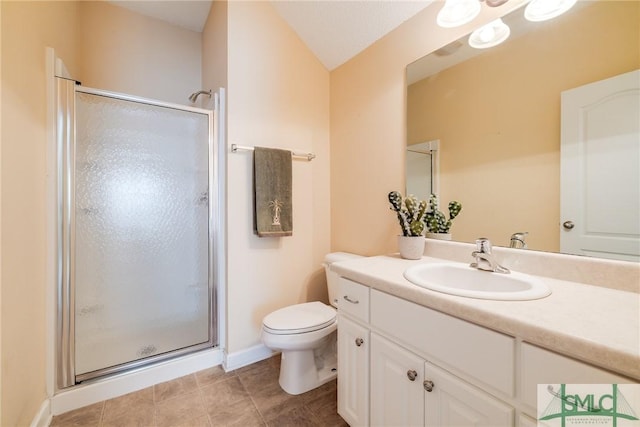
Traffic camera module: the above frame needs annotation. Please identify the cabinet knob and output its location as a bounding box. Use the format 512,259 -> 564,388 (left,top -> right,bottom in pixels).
563,220 -> 575,230
407,370 -> 418,381
423,380 -> 434,392
355,338 -> 364,347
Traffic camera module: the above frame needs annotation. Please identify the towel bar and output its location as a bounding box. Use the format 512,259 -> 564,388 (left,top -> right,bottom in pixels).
231,144 -> 315,161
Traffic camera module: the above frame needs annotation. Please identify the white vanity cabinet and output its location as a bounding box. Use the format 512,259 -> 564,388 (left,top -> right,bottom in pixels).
370,333 -> 512,426
337,278 -> 515,426
424,360 -> 513,427
369,291 -> 514,427
337,278 -> 371,427
519,342 -> 634,416
336,276 -> 637,427
337,314 -> 369,427
370,288 -> 515,397
370,333 -> 425,426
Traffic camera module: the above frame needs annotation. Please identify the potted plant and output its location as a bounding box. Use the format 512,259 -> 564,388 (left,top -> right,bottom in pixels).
388,191 -> 427,259
424,194 -> 462,240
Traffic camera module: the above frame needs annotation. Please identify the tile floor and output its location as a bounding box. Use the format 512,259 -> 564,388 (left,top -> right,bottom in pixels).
50,355 -> 347,427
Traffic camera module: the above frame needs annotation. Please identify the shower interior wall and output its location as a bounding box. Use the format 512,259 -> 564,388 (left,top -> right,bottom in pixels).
1,0 -> 330,425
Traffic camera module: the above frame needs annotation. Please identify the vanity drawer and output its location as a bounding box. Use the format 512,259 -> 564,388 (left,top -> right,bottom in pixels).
519,343 -> 634,414
338,278 -> 370,323
371,289 -> 515,396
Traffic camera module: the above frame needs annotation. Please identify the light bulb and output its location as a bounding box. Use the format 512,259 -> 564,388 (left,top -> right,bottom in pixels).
479,26 -> 496,43
437,0 -> 481,28
525,0 -> 578,22
468,19 -> 510,49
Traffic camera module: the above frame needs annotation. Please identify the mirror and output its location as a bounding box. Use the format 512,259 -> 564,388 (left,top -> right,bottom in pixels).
406,0 -> 639,259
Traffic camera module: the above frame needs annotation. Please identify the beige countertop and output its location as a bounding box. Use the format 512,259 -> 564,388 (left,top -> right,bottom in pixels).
331,254 -> 640,380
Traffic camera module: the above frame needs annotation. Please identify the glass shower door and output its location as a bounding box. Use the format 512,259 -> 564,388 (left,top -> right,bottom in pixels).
71,88 -> 213,380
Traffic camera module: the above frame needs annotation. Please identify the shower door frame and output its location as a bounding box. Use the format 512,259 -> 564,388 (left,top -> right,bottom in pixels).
55,78 -> 220,389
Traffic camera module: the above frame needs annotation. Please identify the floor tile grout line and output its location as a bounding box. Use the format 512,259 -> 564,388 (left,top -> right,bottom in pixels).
236,361 -> 278,426
245,377 -> 270,426
195,386 -> 210,425
98,400 -> 106,427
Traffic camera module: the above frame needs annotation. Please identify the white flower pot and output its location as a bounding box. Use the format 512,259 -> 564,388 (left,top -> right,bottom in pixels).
425,232 -> 452,241
398,235 -> 425,260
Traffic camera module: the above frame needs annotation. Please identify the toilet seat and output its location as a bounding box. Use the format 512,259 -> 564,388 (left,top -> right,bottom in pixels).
263,301 -> 336,335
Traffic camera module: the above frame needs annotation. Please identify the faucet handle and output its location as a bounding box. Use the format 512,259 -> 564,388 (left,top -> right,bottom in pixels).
509,232 -> 529,249
475,237 -> 492,254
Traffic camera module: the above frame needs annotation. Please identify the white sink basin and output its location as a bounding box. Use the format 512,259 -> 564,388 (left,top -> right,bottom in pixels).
403,262 -> 551,301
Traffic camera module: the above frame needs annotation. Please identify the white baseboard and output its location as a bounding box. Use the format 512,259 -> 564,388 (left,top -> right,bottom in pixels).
30,399 -> 52,427
50,348 -> 222,416
224,343 -> 275,372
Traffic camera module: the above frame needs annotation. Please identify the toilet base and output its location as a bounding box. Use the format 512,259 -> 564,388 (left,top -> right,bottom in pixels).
278,332 -> 337,395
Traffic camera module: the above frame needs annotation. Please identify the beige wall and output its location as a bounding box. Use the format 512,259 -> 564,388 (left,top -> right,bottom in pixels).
1,2 -> 79,425
1,2 -> 3,421
222,1 -> 330,353
407,1 -> 639,251
77,1 -> 202,105
330,1 -> 527,256
201,1 -> 228,348
202,0 -> 228,100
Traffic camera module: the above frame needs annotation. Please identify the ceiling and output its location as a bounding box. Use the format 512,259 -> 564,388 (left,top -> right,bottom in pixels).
108,0 -> 434,70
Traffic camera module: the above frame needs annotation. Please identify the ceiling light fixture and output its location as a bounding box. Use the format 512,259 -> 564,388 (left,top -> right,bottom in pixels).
468,18 -> 511,49
437,0 -> 482,28
524,0 -> 577,22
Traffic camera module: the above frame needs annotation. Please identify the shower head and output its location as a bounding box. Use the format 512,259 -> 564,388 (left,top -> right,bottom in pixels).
188,89 -> 212,103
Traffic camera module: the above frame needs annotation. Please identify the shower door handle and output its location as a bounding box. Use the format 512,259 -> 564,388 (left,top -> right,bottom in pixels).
198,191 -> 208,205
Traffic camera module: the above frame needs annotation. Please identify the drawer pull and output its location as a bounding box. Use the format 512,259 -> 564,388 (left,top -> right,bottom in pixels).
343,295 -> 359,304
355,338 -> 364,347
407,370 -> 418,381
423,380 -> 434,392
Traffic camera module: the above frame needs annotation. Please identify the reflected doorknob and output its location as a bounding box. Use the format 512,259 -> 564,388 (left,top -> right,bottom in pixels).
563,221 -> 575,230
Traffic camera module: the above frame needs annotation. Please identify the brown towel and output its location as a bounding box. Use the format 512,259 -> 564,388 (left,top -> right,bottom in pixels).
253,147 -> 293,237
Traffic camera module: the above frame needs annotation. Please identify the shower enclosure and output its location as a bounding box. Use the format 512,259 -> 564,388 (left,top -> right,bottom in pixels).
55,77 -> 220,388
406,140 -> 439,200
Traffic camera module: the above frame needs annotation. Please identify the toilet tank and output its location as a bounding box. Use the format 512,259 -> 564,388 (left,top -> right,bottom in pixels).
323,252 -> 363,308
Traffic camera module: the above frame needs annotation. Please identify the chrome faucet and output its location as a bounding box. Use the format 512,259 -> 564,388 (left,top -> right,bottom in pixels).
509,232 -> 528,249
470,238 -> 510,274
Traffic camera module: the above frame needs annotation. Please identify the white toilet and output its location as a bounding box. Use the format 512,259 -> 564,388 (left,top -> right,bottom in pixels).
261,252 -> 362,395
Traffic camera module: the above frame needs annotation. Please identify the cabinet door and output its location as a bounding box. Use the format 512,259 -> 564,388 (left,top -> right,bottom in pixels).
518,413 -> 537,427
371,333 -> 424,427
424,361 -> 513,427
338,315 -> 369,426
519,343 -> 633,415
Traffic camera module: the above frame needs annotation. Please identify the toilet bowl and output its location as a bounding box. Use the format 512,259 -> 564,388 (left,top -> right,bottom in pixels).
261,252 -> 362,395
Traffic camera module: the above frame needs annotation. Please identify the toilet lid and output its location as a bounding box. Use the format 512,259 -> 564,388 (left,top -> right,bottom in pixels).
263,302 -> 336,335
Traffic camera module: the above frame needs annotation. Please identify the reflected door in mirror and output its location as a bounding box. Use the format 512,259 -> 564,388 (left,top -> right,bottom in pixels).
560,70 -> 640,262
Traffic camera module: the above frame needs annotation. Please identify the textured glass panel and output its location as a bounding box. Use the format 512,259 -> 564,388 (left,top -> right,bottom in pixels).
406,150 -> 433,201
74,92 -> 209,375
